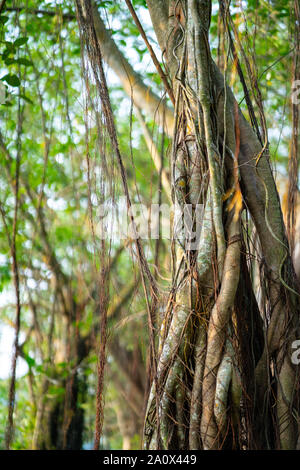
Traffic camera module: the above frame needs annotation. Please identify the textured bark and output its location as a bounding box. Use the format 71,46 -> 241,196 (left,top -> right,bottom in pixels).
201,218 -> 241,449
143,0 -> 300,450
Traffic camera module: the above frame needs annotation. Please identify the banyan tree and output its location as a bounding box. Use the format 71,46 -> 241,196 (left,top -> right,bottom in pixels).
76,0 -> 300,450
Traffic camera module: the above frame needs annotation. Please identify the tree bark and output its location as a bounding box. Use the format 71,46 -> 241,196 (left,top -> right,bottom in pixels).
143,0 -> 300,450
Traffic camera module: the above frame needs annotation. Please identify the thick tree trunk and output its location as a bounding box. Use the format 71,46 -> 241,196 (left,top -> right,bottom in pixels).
32,373 -> 85,450
143,0 -> 300,450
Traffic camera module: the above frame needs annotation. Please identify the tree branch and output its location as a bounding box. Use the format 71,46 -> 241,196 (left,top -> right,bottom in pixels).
89,1 -> 174,134
5,6 -> 75,21
124,0 -> 175,105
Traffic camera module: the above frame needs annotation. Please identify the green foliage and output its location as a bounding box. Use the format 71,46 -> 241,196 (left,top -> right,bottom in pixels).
1,73 -> 20,86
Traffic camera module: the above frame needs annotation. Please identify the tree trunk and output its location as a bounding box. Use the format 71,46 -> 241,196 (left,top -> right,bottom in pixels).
33,373 -> 85,450
143,0 -> 300,450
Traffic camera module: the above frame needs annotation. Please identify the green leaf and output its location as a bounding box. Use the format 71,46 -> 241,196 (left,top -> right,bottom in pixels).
99,0 -> 114,6
0,16 -> 9,24
47,386 -> 65,397
4,57 -> 17,65
0,263 -> 11,291
4,41 -> 15,51
57,362 -> 68,370
16,58 -> 33,67
2,49 -> 13,60
1,74 -> 20,87
23,353 -> 36,368
14,37 -> 28,47
2,101 -> 12,107
19,94 -> 33,104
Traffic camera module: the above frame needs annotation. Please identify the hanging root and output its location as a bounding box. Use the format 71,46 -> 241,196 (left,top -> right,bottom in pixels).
189,323 -> 206,449
159,357 -> 183,449
144,277 -> 194,448
176,365 -> 188,449
214,337 -> 234,435
201,217 -> 241,449
276,344 -> 299,449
